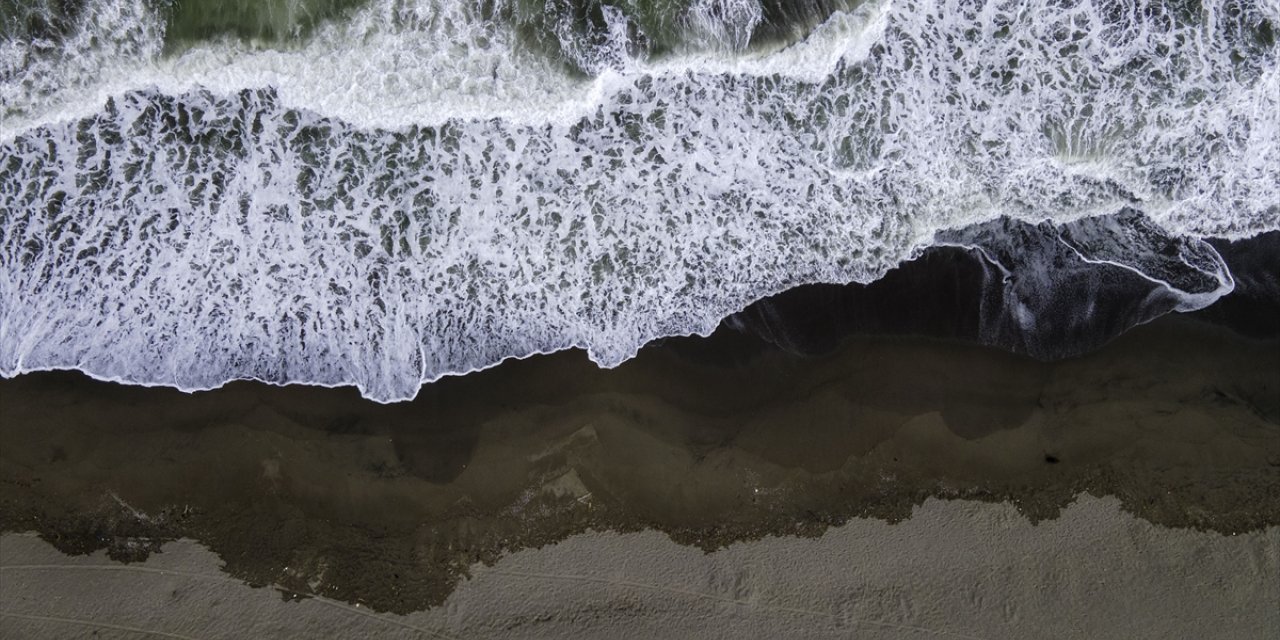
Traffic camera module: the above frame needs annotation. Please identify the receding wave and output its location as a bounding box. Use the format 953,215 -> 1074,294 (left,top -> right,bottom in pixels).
730,220 -> 1280,363
1,0 -> 1278,401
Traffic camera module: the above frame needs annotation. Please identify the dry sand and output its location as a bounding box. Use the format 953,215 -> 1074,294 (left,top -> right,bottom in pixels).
3,495 -> 1277,639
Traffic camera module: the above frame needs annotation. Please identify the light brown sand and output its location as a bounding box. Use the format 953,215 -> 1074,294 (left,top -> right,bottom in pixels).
2,495 -> 1276,639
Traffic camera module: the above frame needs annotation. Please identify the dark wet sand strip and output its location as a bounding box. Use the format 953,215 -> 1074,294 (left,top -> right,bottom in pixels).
1,315 -> 1278,615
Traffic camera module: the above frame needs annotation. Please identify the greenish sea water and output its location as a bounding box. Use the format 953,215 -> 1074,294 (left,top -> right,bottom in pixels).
163,0 -> 368,43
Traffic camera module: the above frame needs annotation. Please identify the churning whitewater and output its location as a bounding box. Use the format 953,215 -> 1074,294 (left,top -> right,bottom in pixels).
1,0 -> 1277,400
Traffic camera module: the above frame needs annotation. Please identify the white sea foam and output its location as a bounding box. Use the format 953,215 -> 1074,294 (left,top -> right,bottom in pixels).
0,0 -> 886,137
1,0 -> 1277,400
1,0 -> 593,135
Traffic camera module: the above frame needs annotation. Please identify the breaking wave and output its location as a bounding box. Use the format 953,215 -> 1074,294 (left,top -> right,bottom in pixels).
1,0 -> 1277,401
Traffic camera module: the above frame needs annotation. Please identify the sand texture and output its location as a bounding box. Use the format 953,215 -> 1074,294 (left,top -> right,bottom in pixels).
1,316 -> 1278,634
3,495 -> 1278,639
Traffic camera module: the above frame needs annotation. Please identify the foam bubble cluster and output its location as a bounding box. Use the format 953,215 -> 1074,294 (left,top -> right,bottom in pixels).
1,0 -> 1277,400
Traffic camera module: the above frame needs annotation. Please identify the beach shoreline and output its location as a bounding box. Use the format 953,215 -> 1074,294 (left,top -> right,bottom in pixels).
2,314 -> 1277,617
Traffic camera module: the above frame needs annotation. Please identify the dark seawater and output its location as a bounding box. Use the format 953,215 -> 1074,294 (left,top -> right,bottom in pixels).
727,226 -> 1280,359
1198,232 -> 1280,338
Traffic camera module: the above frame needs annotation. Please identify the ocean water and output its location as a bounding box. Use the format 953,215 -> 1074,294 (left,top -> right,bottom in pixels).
1,0 -> 1277,401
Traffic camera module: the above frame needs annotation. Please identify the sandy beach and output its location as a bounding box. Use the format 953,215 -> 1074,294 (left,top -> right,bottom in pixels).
3,495 -> 1277,639
1,314 -> 1277,636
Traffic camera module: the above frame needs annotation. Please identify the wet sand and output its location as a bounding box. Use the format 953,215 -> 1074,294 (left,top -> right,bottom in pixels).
1,315 -> 1278,632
